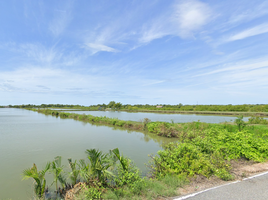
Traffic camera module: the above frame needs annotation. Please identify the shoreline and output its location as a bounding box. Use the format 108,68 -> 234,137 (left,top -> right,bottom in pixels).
25,108 -> 268,139
41,108 -> 268,117
118,109 -> 268,117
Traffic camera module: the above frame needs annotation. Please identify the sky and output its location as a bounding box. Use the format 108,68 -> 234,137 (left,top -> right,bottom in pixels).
1,0 -> 268,106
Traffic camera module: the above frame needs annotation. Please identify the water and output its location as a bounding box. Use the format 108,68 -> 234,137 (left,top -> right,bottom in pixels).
65,110 -> 256,123
0,108 -> 175,199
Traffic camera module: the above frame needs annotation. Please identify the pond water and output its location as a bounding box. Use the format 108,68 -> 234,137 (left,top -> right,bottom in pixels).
0,108 -> 175,199
65,110 -> 256,123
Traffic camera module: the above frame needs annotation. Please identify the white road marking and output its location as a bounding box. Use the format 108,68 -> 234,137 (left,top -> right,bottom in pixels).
174,171 -> 268,200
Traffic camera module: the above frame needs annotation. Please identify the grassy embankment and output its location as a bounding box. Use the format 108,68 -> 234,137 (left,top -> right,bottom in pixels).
120,109 -> 268,117
29,108 -> 268,138
23,108 -> 268,199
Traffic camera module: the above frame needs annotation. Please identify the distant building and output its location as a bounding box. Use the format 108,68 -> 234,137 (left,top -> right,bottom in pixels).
156,106 -> 163,108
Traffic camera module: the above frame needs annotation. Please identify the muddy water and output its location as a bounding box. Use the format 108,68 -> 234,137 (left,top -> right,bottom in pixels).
0,108 -> 175,199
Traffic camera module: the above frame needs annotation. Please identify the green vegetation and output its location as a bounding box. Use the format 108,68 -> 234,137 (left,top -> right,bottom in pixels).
26,108 -> 268,139
23,124 -> 268,199
50,156 -> 66,191
23,148 -> 188,199
8,102 -> 268,115
153,128 -> 268,181
235,115 -> 247,131
22,113 -> 268,199
248,116 -> 268,125
22,163 -> 50,198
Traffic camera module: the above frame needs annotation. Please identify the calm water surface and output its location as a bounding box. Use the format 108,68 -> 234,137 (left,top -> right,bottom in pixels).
66,110 -> 255,123
0,108 -> 175,199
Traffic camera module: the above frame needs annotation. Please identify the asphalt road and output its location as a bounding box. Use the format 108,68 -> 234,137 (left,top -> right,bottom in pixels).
174,172 -> 268,200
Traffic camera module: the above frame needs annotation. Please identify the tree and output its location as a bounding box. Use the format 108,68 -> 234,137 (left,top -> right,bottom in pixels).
107,101 -> 116,108
22,162 -> 50,198
50,156 -> 66,190
68,158 -> 80,186
114,102 -> 122,110
85,149 -> 114,183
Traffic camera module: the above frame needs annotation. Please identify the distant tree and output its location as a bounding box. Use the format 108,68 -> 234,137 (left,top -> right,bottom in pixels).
114,102 -> 122,110
108,101 -> 116,108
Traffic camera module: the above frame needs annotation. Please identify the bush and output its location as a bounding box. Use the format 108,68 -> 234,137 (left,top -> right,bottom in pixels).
114,157 -> 143,188
193,129 -> 268,162
248,116 -> 268,125
235,116 -> 246,131
153,143 -> 226,178
115,120 -> 125,127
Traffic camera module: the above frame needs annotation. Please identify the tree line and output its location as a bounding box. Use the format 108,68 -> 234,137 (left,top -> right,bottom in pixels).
3,102 -> 268,112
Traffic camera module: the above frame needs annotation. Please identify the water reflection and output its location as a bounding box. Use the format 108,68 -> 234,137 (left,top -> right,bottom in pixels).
68,116 -> 177,147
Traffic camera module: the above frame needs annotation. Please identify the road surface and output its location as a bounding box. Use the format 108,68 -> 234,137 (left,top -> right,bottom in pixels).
174,172 -> 268,200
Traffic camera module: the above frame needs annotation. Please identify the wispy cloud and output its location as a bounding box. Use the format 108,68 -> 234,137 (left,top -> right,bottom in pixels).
49,0 -> 73,37
19,43 -> 62,64
1,42 -> 86,68
194,57 -> 268,77
219,1 -> 268,32
140,0 -> 212,43
1,0 -> 268,104
0,67 -> 110,93
141,80 -> 166,86
85,43 -> 119,54
226,23 -> 268,42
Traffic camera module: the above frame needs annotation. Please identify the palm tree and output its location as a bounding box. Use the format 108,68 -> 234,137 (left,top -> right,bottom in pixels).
110,148 -> 128,171
85,149 -> 114,183
68,158 -> 80,186
50,156 -> 66,191
22,162 -> 50,198
78,159 -> 90,182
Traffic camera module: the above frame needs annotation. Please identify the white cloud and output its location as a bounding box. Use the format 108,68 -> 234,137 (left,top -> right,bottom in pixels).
85,43 -> 119,54
227,23 -> 268,41
140,0 -> 212,43
173,0 -> 212,38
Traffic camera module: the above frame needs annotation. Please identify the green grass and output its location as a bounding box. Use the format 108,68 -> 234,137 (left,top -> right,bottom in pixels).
77,175 -> 188,200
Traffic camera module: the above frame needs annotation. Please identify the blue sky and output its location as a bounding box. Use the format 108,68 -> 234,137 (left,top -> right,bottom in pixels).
1,0 -> 268,105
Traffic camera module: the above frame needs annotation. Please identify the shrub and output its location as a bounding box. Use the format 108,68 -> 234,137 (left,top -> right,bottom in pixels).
114,157 -> 143,188
153,143 -> 221,178
115,120 -> 125,127
248,116 -> 268,125
235,116 -> 246,131
194,129 -> 268,162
